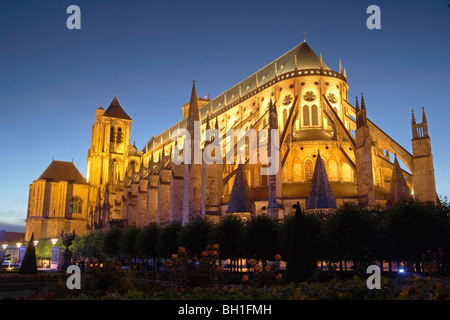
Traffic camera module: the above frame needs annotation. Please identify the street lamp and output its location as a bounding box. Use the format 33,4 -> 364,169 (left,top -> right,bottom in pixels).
33,240 -> 39,247
51,238 -> 58,246
16,243 -> 22,248
1,244 -> 7,250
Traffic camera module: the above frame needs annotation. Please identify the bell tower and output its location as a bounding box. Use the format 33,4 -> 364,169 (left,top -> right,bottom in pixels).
86,94 -> 132,188
411,107 -> 436,203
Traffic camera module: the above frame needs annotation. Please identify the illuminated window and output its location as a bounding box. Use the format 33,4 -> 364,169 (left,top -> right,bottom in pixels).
303,105 -> 310,126
69,197 -> 83,214
311,105 -> 318,126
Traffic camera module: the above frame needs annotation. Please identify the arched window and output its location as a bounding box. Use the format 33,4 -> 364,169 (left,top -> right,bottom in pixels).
116,127 -> 123,144
311,105 -> 319,126
69,197 -> 82,214
305,159 -> 314,181
129,161 -> 136,173
303,105 -> 310,126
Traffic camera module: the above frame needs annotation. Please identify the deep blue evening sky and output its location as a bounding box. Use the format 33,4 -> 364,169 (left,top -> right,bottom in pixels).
0,0 -> 449,232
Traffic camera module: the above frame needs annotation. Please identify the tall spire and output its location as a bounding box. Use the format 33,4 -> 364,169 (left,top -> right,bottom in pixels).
305,150 -> 337,210
411,109 -> 416,125
386,156 -> 411,207
422,106 -> 427,123
339,59 -> 342,73
215,116 -> 219,130
355,96 -> 359,112
186,81 -> 200,136
206,112 -> 211,130
360,93 -> 366,110
185,81 -> 201,164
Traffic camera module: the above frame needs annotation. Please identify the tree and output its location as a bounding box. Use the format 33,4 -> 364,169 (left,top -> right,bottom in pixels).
136,223 -> 160,259
19,233 -> 37,274
157,221 -> 182,258
178,217 -> 214,256
136,223 -> 160,273
279,211 -> 325,262
212,214 -> 244,271
101,227 -> 122,259
242,214 -> 279,262
36,239 -> 58,260
321,202 -> 377,267
212,214 -> 244,260
382,198 -> 449,272
285,203 -> 315,283
120,227 -> 140,260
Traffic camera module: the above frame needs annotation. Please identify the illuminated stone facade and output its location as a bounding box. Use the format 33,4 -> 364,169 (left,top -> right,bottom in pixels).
25,40 -> 437,239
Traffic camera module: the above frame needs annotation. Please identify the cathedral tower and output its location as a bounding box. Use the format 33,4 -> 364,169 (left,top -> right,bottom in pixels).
86,95 -> 132,188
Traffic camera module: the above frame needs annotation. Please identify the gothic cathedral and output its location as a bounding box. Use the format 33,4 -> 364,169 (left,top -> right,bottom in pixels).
25,40 -> 437,240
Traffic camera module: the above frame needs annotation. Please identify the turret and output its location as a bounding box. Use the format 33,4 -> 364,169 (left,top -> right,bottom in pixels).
411,107 -> 436,203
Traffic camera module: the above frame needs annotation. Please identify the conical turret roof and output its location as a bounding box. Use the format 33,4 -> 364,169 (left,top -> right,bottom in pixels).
306,151 -> 337,210
104,95 -> 131,120
227,164 -> 253,213
386,157 -> 411,207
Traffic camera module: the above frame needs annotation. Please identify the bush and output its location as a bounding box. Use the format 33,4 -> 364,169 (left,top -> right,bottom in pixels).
166,244 -> 223,287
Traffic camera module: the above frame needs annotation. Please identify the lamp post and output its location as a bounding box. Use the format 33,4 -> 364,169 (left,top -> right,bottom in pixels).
2,244 -> 10,269
15,243 -> 22,266
33,240 -> 39,247
50,238 -> 59,270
